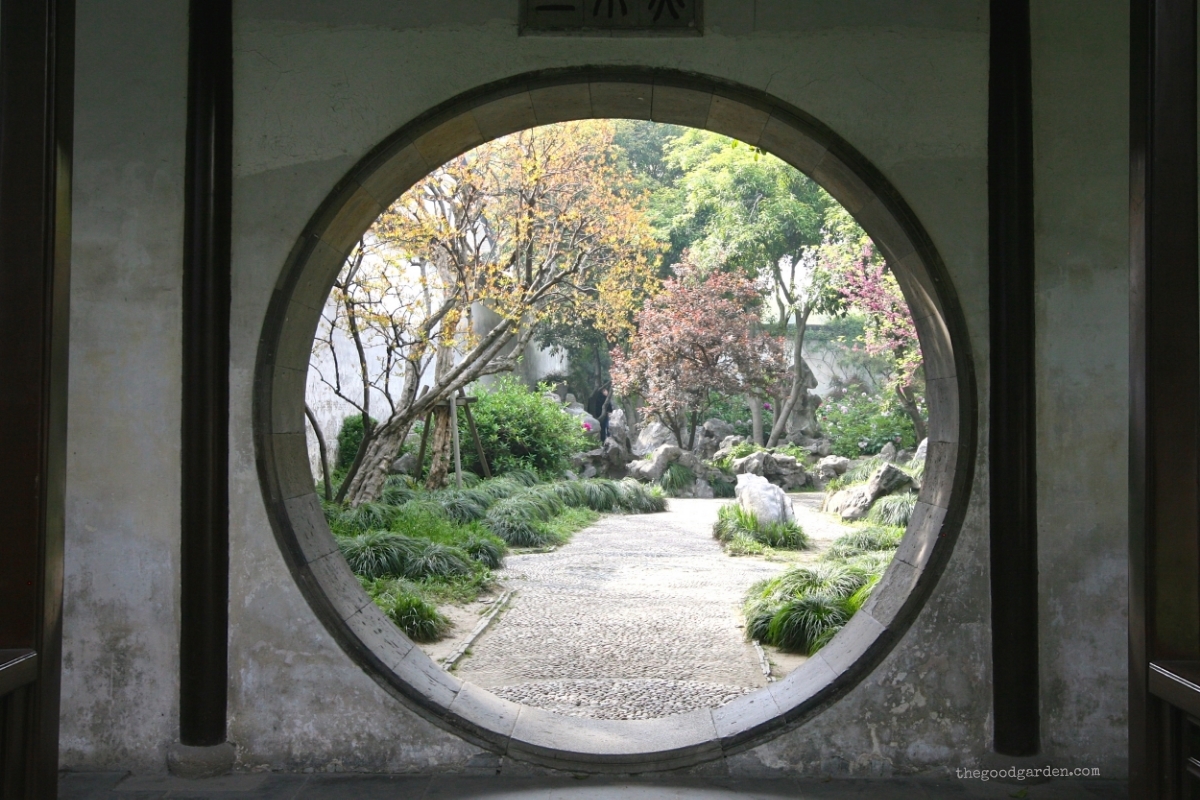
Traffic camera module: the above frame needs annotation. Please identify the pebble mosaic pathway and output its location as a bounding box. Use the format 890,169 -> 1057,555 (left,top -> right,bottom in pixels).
454,498 -> 793,720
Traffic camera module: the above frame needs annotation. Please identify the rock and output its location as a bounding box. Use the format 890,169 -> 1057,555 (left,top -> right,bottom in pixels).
693,418 -> 737,459
692,478 -> 714,499
582,463 -> 597,479
816,455 -> 851,481
827,462 -> 913,521
732,450 -> 767,476
565,401 -> 586,413
913,437 -> 929,463
543,391 -> 562,404
389,452 -> 418,475
607,408 -> 629,446
735,473 -> 796,526
626,443 -> 682,482
763,453 -> 809,490
806,438 -> 834,458
711,435 -> 747,464
896,448 -> 914,463
565,393 -> 577,404
632,421 -> 675,456
879,442 -> 898,462
562,470 -> 579,481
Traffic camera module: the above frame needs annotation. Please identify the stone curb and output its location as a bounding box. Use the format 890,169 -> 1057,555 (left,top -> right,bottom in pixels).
443,590 -> 514,671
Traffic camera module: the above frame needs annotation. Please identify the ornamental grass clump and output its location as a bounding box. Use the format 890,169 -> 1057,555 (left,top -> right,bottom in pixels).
659,462 -> 696,497
744,562 -> 879,654
337,530 -> 425,579
868,492 -> 917,527
434,489 -> 492,524
822,526 -> 902,560
362,578 -> 450,642
712,503 -> 810,551
615,479 -> 668,513
483,494 -> 563,547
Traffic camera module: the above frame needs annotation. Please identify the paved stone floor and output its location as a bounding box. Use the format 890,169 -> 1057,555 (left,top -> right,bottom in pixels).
59,771 -> 1129,799
454,498 -> 787,719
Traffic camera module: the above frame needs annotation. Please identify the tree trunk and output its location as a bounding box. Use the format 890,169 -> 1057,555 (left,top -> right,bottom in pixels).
748,395 -> 763,447
305,403 -> 333,502
897,384 -> 928,443
344,417 -> 412,504
767,306 -> 813,447
686,408 -> 700,451
424,405 -> 454,490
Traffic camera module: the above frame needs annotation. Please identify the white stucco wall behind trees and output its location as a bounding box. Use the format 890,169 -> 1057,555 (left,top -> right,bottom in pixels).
59,0 -> 1129,777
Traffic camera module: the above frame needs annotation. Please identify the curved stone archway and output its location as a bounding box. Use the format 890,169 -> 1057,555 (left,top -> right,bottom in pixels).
252,68 -> 977,773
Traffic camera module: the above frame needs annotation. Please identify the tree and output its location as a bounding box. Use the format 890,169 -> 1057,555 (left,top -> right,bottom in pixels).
655,130 -> 838,446
611,263 -> 786,449
315,120 -> 660,504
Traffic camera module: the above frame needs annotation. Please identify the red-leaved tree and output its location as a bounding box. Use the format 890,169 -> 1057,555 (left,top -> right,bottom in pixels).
611,263 -> 787,449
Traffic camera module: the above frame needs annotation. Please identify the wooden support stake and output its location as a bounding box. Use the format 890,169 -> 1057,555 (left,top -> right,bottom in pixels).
461,391 -> 491,479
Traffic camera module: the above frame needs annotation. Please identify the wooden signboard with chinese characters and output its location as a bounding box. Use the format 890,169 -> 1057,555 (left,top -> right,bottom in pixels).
522,0 -> 701,34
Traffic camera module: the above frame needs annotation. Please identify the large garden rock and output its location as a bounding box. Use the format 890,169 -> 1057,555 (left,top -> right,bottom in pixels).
735,473 -> 796,525
816,455 -> 851,481
693,418 -> 736,459
632,421 -> 675,456
732,450 -> 767,476
731,450 -> 808,490
711,435 -> 746,464
825,462 -> 913,521
626,443 -> 683,482
879,442 -> 898,462
606,408 -> 629,447
913,437 -> 928,463
691,478 -> 715,499
389,452 -> 418,475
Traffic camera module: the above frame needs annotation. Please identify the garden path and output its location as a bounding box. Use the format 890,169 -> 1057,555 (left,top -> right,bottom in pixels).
452,495 -> 853,720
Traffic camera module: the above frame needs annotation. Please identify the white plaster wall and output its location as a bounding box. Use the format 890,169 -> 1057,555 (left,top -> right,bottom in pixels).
57,0 -> 1129,777
61,0 -> 189,773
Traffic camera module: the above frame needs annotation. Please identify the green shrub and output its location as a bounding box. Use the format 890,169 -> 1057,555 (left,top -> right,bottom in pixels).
462,378 -> 591,475
461,532 -> 506,569
660,462 -> 696,496
816,391 -> 917,458
712,503 -> 810,550
335,414 -> 377,473
822,526 -> 902,560
868,492 -> 917,527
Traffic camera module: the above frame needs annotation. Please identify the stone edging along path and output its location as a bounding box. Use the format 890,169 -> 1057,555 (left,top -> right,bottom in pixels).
440,496 -> 852,721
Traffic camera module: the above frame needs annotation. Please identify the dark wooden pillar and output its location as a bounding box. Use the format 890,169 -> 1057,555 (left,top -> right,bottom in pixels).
988,0 -> 1040,756
1129,0 -> 1200,796
179,0 -> 233,749
0,0 -> 75,796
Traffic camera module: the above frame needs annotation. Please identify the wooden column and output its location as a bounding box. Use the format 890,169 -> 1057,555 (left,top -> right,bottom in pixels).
988,0 -> 1040,756
0,0 -> 74,796
1129,0 -> 1200,795
179,0 -> 233,748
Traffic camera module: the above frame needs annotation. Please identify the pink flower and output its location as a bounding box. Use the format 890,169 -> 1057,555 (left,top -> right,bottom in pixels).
763,402 -> 772,410
582,422 -> 592,431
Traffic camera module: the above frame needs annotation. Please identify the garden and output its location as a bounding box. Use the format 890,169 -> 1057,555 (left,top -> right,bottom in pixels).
303,118 -> 930,688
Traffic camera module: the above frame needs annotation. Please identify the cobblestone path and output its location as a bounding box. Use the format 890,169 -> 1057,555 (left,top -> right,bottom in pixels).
454,498 -> 790,720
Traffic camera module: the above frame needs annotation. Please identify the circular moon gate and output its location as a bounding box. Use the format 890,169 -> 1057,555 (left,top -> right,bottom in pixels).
253,68 -> 977,773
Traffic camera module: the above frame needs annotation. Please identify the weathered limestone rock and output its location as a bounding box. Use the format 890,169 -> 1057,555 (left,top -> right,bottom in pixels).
626,443 -> 683,482
732,450 -> 767,476
730,450 -> 808,490
692,478 -> 715,499
711,435 -> 746,464
825,462 -> 914,520
632,420 -> 675,456
913,437 -> 929,463
735,473 -> 796,525
879,442 -> 898,462
607,408 -> 629,447
816,455 -> 851,481
693,418 -> 737,459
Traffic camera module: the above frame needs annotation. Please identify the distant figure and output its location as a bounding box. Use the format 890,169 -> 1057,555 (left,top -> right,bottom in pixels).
587,385 -> 614,441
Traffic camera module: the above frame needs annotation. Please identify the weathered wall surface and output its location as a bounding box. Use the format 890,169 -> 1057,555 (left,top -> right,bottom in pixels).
1031,0 -> 1129,769
59,0 -> 1129,778
61,0 -> 189,773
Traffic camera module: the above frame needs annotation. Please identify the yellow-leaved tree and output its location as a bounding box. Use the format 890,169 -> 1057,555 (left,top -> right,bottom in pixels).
316,120 -> 661,504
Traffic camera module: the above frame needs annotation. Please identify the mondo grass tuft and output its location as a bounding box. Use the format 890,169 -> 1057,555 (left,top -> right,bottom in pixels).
380,475 -> 419,506
461,531 -> 506,569
822,526 -> 903,560
433,489 -> 492,524
659,462 -> 696,496
365,580 -> 450,642
711,477 -> 736,498
868,492 -> 917,527
745,561 -> 884,654
712,503 -> 810,550
615,480 -> 668,513
337,530 -> 424,579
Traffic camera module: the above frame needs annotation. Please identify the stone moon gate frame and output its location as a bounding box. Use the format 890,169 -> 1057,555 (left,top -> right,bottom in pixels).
253,68 -> 977,773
